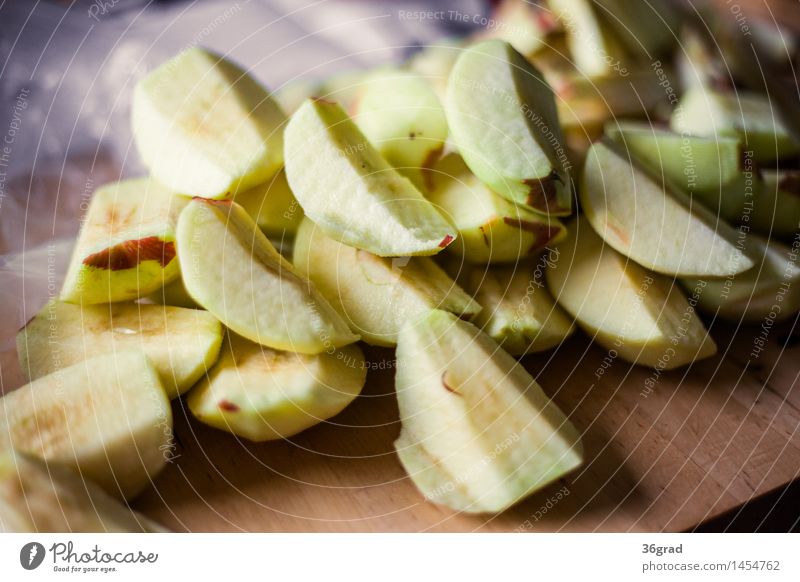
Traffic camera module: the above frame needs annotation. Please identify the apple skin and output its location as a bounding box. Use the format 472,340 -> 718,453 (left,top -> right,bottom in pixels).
0,351 -> 172,500
176,198 -> 359,355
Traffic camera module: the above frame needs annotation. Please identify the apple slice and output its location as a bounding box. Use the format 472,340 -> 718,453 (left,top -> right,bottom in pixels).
317,70 -> 371,113
581,141 -> 753,277
0,351 -> 172,500
132,47 -> 286,198
176,198 -> 358,354
353,68 -> 448,189
548,0 -> 630,78
446,40 -> 572,215
462,262 -> 575,356
472,0 -> 557,57
17,301 -> 223,399
274,78 -> 319,115
188,333 -> 366,441
234,170 -> 304,238
59,178 -> 186,305
394,309 -> 583,514
284,98 -> 455,256
605,121 -> 741,193
293,218 -> 480,346
682,235 -> 800,323
547,217 -> 717,368
592,0 -> 678,57
0,448 -> 166,532
427,154 -> 566,263
670,86 -> 800,163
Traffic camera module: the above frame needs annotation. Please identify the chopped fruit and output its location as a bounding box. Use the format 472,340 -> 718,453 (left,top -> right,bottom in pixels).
132,47 -> 286,198
548,0 -> 631,78
293,218 -> 480,346
751,170 -> 800,237
316,70 -> 371,113
605,121 -> 741,193
17,301 -> 223,399
676,26 -> 732,93
234,170 -> 304,238
547,217 -> 717,369
284,99 -> 455,256
592,0 -> 678,57
353,68 -> 448,189
147,275 -> 199,309
0,448 -> 166,532
60,178 -> 186,304
670,86 -> 800,163
581,141 -> 753,277
406,39 -> 464,101
426,154 -> 566,263
176,198 -> 358,354
683,235 -> 800,323
274,78 -> 319,115
0,351 -> 172,500
462,262 -> 575,355
394,309 -> 583,513
445,40 -> 571,215
188,333 -> 366,441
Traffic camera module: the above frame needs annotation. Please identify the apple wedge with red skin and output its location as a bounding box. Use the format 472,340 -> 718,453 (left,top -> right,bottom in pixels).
60,178 -> 186,304
176,197 -> 358,355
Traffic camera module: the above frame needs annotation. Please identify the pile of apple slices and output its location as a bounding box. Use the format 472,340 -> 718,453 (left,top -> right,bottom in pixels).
4,0 -> 800,526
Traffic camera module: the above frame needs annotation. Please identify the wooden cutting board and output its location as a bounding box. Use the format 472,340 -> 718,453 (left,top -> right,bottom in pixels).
2,317 -> 798,532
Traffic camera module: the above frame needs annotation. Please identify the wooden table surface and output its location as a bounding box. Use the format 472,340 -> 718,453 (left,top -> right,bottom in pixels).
2,315 -> 798,532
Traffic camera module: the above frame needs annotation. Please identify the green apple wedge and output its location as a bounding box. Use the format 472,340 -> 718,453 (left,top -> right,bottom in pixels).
394,309 -> 583,514
188,333 -> 366,441
462,262 -> 575,356
546,217 -> 717,368
446,40 -> 572,216
591,0 -> 678,57
682,234 -> 800,323
471,0 -> 557,57
548,0 -> 631,79
60,178 -> 186,304
17,301 -> 222,399
605,121 -> 741,194
581,141 -> 753,277
0,351 -> 172,500
132,47 -> 286,199
284,98 -> 456,256
176,198 -> 358,354
670,86 -> 800,163
426,154 -> 566,263
233,170 -> 304,238
353,68 -> 448,189
751,170 -> 800,236
293,218 -> 480,346
0,448 -> 166,533
317,70 -> 371,113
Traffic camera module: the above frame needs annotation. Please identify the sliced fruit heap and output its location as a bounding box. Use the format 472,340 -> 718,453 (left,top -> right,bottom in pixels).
0,447 -> 166,532
284,98 -> 455,257
0,352 -> 172,500
189,333 -> 366,441
132,47 -> 287,198
547,218 -> 717,369
293,218 -> 480,346
446,39 -> 572,215
427,154 -> 566,263
17,301 -> 223,399
7,4 -> 800,528
60,178 -> 186,304
394,310 -> 583,513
